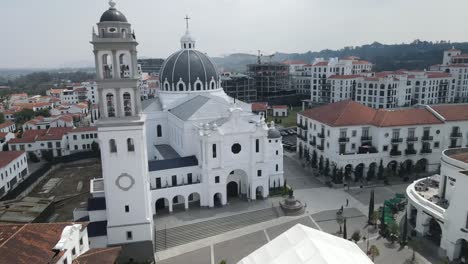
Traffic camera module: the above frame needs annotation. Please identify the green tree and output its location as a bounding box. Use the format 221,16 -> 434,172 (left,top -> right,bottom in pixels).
318,156 -> 324,173
91,141 -> 100,155
304,149 -> 310,162
368,190 -> 375,225
380,206 -> 387,235
388,222 -> 400,244
343,218 -> 348,239
367,164 -> 375,180
377,160 -> 384,179
332,165 -> 337,183
337,168 -> 344,184
398,162 -> 405,177
13,109 -> 35,124
324,159 -> 330,177
34,108 -> 51,117
369,245 -> 380,262
311,150 -> 318,168
401,213 -> 408,246
0,113 -> 5,124
351,230 -> 361,243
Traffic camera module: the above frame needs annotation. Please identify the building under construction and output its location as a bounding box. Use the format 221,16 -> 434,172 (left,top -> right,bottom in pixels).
220,73 -> 256,103
247,62 -> 293,101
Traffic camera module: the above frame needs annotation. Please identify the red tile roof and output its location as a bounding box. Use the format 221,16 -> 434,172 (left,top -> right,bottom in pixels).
352,60 -> 371,65
272,105 -> 288,109
0,222 -> 88,264
301,100 -> 376,127
313,61 -> 328,66
71,127 -> 98,133
453,54 -> 468,59
282,60 -> 306,65
0,121 -> 14,129
300,100 -> 445,127
371,108 -> 443,127
426,72 -> 451,78
252,102 -> 268,112
0,132 -> 8,140
431,104 -> 468,122
0,151 -> 25,168
328,75 -> 362,80
72,247 -> 121,264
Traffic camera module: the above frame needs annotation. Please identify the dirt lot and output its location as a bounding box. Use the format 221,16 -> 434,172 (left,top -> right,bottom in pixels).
29,158 -> 102,222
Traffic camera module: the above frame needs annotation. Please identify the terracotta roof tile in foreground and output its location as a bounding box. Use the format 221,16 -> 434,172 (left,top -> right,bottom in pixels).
72,247 -> 121,264
0,222 -> 88,264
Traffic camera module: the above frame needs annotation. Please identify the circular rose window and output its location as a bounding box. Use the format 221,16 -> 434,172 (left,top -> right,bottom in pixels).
231,143 -> 241,154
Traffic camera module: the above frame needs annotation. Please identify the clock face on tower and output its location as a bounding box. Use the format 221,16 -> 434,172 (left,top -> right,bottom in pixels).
115,173 -> 135,191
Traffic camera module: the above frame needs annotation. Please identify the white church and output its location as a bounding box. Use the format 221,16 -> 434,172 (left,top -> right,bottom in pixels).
75,1 -> 284,261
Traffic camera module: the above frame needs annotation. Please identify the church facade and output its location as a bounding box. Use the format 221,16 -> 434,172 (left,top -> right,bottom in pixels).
76,1 -> 284,261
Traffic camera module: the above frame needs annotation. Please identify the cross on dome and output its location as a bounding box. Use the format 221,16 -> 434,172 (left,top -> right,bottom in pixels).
109,0 -> 116,8
184,15 -> 191,30
180,15 -> 195,50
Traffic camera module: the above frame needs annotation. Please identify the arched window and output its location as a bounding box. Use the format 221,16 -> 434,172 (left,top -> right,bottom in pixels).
210,82 -> 215,90
109,139 -> 117,153
157,125 -> 162,137
196,83 -> 202,91
106,93 -> 115,117
178,83 -> 184,91
127,138 -> 135,152
102,54 -> 112,79
123,92 -> 132,116
188,43 -> 192,49
164,83 -> 169,91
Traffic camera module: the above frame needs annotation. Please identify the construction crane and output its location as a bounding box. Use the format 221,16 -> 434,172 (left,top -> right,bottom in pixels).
257,50 -> 275,64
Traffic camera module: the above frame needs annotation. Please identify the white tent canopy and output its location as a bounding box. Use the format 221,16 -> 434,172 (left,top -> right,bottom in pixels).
238,224 -> 374,264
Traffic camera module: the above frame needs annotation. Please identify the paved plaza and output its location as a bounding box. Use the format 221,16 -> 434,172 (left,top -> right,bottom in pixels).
155,154 -> 441,264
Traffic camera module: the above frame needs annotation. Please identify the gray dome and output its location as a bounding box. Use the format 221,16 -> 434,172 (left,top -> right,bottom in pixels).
100,8 -> 128,22
160,49 -> 219,90
268,128 -> 282,139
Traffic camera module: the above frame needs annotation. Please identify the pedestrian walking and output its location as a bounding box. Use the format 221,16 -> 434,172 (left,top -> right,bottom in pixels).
346,198 -> 349,207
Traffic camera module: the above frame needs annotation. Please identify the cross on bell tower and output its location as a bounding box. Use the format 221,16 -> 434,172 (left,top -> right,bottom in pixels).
184,15 -> 190,30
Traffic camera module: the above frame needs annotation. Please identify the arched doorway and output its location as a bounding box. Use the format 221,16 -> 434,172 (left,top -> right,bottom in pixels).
425,218 -> 442,246
172,195 -> 185,212
344,164 -> 353,182
188,192 -> 201,209
255,186 -> 264,200
455,239 -> 468,261
155,198 -> 170,215
213,193 -> 222,207
355,163 -> 365,182
227,182 -> 239,197
227,169 -> 248,200
366,162 -> 377,180
387,160 -> 398,172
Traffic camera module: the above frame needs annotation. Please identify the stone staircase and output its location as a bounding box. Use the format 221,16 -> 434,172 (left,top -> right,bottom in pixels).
155,207 -> 282,251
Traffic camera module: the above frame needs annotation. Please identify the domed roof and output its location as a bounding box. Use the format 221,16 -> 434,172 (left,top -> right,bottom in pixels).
160,49 -> 219,89
100,1 -> 127,22
268,128 -> 282,139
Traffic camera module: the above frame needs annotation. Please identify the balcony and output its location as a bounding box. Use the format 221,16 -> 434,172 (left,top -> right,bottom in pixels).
361,136 -> 372,142
296,123 -> 307,130
309,140 -> 316,146
151,179 -> 201,190
407,137 -> 419,142
358,146 -> 378,154
390,149 -> 402,156
391,138 -> 403,143
338,137 -> 349,143
421,148 -> 432,154
317,133 -> 325,139
406,177 -> 446,221
317,145 -> 324,151
297,134 -> 307,141
405,148 -> 417,155
421,135 -> 433,141
450,132 -> 462,138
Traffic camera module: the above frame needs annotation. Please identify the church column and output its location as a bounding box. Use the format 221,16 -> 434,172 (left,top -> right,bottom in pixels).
115,88 -> 123,117
94,50 -> 102,80
99,89 -> 105,118
112,50 -> 120,79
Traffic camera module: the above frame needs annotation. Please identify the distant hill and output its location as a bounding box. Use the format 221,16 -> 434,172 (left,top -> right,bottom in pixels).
213,40 -> 468,72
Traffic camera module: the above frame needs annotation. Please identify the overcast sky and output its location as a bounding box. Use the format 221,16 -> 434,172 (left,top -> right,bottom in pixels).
1,0 -> 468,69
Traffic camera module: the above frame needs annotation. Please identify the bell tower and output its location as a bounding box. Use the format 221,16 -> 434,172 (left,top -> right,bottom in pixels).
91,1 -> 154,262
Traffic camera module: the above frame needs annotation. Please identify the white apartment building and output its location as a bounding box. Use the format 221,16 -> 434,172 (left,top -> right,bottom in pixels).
0,151 -> 28,198
407,148 -> 468,261
310,57 -> 372,103
297,100 -> 468,180
0,132 -> 15,151
0,121 -> 16,133
22,115 -> 74,130
283,60 -> 312,95
57,82 -> 99,105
